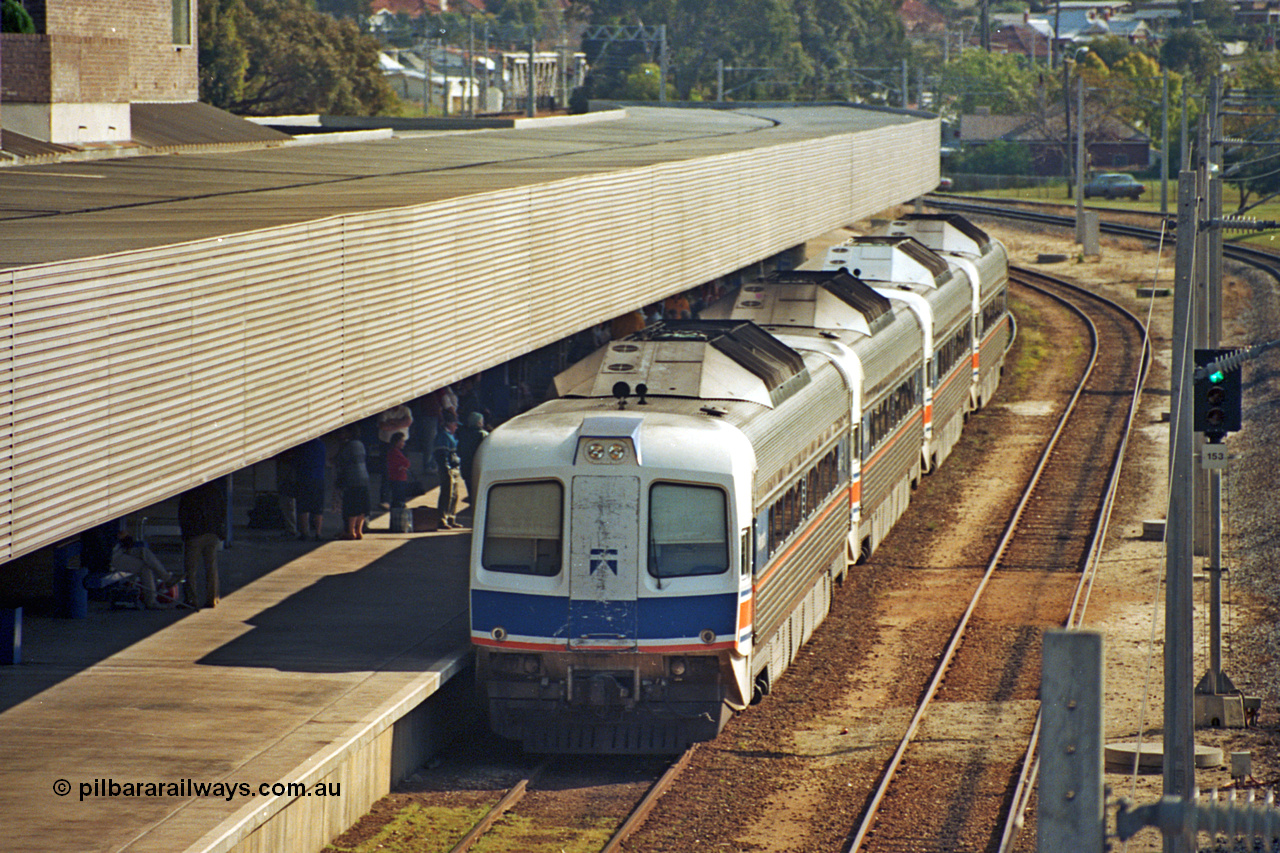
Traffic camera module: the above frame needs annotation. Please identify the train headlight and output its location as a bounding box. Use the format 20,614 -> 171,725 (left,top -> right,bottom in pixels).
491,626 -> 507,641
699,630 -> 717,644
669,657 -> 687,677
577,437 -> 634,465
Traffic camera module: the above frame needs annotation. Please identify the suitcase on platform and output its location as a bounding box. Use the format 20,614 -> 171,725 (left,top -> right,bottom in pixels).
412,506 -> 439,532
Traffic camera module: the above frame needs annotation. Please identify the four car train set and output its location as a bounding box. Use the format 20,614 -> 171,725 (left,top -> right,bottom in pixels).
467,214 -> 1012,753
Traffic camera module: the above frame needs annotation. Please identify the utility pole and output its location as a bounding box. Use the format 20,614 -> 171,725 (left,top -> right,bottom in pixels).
1165,168 -> 1200,853
1076,74 -> 1086,240
1162,69 -> 1170,216
658,25 -> 668,105
1195,75 -> 1242,710
527,36 -> 536,118
1064,58 -> 1073,198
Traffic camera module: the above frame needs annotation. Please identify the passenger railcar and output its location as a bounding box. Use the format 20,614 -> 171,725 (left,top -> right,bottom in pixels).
469,217 -> 1010,754
820,236 -> 975,473
880,214 -> 1011,410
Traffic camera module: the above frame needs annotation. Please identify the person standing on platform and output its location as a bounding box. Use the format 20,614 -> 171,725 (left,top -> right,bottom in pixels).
417,390 -> 444,471
336,427 -> 371,540
456,412 -> 488,502
376,404 -> 413,506
295,436 -> 328,540
433,413 -> 463,529
179,479 -> 226,610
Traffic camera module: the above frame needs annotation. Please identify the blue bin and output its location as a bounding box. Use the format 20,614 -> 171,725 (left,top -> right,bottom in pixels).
54,565 -> 88,619
1,607 -> 20,664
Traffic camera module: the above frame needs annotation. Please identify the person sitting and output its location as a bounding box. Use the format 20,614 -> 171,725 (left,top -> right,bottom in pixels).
110,534 -> 182,610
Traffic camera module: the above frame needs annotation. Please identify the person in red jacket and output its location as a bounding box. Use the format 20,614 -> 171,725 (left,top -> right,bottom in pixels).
386,431 -> 411,511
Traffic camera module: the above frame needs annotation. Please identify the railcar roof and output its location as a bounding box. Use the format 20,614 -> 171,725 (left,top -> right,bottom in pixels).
889,213 -> 994,255
553,320 -> 811,409
701,269 -> 893,336
823,236 -> 952,288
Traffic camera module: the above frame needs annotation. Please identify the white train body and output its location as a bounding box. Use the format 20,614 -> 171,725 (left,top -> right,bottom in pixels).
469,219 -> 1009,754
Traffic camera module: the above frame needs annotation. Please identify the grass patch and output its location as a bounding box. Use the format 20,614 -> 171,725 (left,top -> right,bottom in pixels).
1007,299 -> 1048,401
472,812 -> 617,853
324,803 -> 493,853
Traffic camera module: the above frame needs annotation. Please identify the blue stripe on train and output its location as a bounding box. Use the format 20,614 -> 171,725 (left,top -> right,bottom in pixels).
471,589 -> 737,641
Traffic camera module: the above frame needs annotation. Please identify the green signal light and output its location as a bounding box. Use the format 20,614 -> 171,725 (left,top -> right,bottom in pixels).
1209,369 -> 1225,383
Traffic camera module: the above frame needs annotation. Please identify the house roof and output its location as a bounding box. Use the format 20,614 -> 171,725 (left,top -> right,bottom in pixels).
898,0 -> 948,33
960,109 -> 1151,143
958,114 -> 1027,142
370,0 -> 487,15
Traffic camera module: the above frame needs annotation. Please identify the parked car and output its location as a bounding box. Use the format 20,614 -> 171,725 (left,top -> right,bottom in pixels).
1083,172 -> 1145,200
936,176 -> 954,191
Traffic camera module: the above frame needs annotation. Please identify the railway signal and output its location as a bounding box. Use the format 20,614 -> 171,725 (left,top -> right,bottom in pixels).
1193,348 -> 1241,441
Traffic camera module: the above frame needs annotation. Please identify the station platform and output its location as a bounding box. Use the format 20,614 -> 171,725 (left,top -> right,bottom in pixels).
0,493 -> 472,853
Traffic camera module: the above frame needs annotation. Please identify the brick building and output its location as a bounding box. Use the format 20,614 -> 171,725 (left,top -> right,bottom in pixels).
1,0 -> 198,145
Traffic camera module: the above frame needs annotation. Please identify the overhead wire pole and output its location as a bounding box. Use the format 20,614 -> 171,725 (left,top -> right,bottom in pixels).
1076,73 -> 1086,241
658,25 -> 667,105
1162,69 -> 1170,216
1165,169 -> 1200,853
581,25 -> 668,104
1197,75 -> 1237,701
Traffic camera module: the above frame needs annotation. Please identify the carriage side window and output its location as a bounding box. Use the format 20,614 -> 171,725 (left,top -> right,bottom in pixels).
764,444 -> 844,557
981,289 -> 1008,335
649,484 -> 729,578
482,481 -> 563,576
866,376 -> 920,449
935,325 -> 973,384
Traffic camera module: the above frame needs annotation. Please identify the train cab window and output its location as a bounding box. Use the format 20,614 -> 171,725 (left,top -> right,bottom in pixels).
648,484 -> 729,578
482,481 -> 563,576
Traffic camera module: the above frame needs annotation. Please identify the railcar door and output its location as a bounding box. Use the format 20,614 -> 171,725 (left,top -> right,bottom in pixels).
568,475 -> 640,649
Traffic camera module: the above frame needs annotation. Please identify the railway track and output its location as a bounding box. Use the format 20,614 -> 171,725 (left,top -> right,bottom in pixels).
845,268 -> 1150,852
419,746 -> 692,853
926,193 -> 1280,279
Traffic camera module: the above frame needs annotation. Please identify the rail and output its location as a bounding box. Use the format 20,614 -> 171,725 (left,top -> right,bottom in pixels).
442,748 -> 695,852
996,268 -> 1153,852
843,265 -> 1148,852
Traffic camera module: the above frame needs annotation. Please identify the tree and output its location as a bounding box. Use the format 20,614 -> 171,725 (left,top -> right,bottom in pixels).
1,0 -> 34,33
576,0 -> 905,102
1225,50 -> 1280,210
1199,0 -> 1240,42
949,139 -> 1033,174
794,0 -> 908,100
938,48 -> 1038,115
1160,27 -> 1222,82
199,0 -> 251,109
199,0 -> 402,115
314,0 -> 371,19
